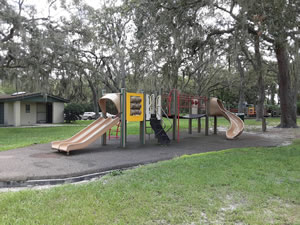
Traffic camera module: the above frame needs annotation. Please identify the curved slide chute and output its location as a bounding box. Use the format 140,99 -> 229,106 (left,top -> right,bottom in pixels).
52,93 -> 120,154
209,97 -> 244,139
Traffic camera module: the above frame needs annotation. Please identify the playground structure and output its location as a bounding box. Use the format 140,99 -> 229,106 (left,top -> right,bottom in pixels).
161,89 -> 244,141
51,93 -> 121,154
109,121 -> 120,140
51,88 -> 244,155
209,97 -> 244,139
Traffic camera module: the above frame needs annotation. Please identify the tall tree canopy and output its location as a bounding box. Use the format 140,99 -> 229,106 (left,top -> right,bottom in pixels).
0,0 -> 299,127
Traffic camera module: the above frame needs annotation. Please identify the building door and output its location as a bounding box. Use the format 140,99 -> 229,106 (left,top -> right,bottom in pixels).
46,103 -> 53,123
0,103 -> 4,125
37,103 -> 47,123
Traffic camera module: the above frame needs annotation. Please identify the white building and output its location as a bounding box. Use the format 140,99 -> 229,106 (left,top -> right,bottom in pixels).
0,92 -> 69,127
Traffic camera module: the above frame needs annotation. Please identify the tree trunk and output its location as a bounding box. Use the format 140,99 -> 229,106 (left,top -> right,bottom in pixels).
293,40 -> 300,116
275,43 -> 298,128
254,36 -> 265,121
172,70 -> 179,89
270,83 -> 276,105
236,54 -> 245,113
87,79 -> 99,117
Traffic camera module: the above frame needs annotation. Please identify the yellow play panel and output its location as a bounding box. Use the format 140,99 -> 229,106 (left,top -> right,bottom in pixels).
126,92 -> 144,122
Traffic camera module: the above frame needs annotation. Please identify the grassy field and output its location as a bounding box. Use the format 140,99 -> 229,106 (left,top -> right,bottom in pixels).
0,117 -> 290,152
0,121 -> 89,151
0,140 -> 299,224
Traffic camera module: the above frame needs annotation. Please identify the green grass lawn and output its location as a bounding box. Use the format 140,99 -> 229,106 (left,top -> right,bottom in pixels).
0,122 -> 89,151
0,140 -> 299,224
0,117 -> 293,152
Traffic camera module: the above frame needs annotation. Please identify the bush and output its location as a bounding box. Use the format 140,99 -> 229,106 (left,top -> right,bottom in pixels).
266,104 -> 281,117
81,103 -> 94,112
64,103 -> 85,123
297,102 -> 300,115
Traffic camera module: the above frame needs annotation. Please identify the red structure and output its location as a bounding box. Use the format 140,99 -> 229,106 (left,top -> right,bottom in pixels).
162,89 -> 208,142
109,121 -> 120,140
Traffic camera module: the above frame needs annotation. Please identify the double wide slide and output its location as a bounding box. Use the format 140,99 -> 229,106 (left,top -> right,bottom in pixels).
51,117 -> 120,153
52,93 -> 121,154
52,117 -> 119,154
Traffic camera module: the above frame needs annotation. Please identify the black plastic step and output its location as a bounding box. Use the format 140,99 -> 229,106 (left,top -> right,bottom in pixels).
150,117 -> 170,145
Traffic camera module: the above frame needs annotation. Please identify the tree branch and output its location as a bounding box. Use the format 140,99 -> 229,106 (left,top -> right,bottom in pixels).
1,28 -> 15,43
215,3 -> 275,44
247,26 -> 274,44
188,28 -> 235,54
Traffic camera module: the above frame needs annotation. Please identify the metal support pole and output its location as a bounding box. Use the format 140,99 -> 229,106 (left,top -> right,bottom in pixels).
197,100 -> 201,133
125,120 -> 128,143
159,88 -> 162,126
188,118 -> 192,134
205,97 -> 209,136
188,95 -> 192,134
172,118 -> 176,140
172,90 -> 178,141
214,116 -> 217,134
140,121 -> 145,144
205,115 -> 209,136
139,91 -> 146,144
101,90 -> 107,146
120,88 -> 126,148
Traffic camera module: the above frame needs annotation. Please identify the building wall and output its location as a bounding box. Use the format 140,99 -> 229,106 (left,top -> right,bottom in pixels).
20,102 -> 37,126
13,101 -> 21,126
53,102 -> 64,123
4,102 -> 14,126
2,100 -> 65,126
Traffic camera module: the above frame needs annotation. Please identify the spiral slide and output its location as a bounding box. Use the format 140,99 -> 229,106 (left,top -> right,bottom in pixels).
52,93 -> 120,154
209,97 -> 244,139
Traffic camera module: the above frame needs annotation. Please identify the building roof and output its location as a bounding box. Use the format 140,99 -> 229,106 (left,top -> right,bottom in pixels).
0,92 -> 69,103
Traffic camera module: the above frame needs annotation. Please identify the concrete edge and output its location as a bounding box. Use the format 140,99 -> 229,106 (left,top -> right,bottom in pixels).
0,160 -> 162,189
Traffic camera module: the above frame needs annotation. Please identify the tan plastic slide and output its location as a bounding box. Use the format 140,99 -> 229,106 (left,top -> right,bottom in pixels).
209,97 -> 244,139
52,93 -> 120,154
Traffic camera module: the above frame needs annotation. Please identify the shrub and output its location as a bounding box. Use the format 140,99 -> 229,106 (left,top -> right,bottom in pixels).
297,102 -> 300,115
265,104 -> 281,117
64,103 -> 85,123
81,103 -> 94,112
